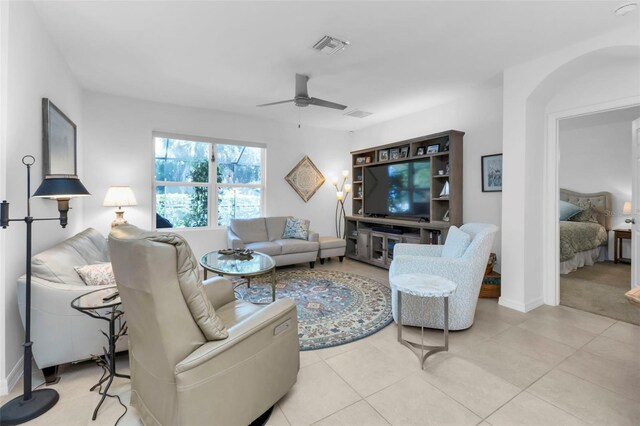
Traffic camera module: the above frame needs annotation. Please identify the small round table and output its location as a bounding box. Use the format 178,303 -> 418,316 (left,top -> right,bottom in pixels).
200,251 -> 277,301
70,286 -> 129,420
390,273 -> 457,369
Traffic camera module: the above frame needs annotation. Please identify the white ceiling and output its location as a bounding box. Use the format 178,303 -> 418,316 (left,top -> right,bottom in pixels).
32,1 -> 639,131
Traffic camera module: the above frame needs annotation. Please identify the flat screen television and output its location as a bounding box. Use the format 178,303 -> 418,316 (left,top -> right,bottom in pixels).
363,159 -> 431,218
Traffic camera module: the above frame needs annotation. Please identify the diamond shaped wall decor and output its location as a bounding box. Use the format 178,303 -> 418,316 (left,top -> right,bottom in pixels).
285,156 -> 326,202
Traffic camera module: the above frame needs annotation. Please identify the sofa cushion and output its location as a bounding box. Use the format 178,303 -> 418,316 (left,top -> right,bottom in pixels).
282,217 -> 310,240
74,262 -> 117,286
275,239 -> 319,255
245,241 -> 283,257
230,218 -> 268,244
32,228 -> 109,285
442,226 -> 471,258
266,216 -> 289,241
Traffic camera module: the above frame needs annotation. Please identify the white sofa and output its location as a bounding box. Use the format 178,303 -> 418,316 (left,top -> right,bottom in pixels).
389,223 -> 498,330
17,228 -> 128,377
227,217 -> 320,268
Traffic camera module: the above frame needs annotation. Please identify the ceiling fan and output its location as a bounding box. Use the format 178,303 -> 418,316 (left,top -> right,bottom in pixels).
257,73 -> 347,110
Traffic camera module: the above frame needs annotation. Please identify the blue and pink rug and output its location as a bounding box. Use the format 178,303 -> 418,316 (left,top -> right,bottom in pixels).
235,269 -> 393,351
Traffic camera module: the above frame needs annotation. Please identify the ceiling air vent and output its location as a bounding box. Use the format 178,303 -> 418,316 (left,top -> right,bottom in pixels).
312,35 -> 350,55
345,110 -> 373,119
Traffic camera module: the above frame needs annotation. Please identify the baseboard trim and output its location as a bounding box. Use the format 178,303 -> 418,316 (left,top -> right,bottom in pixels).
0,356 -> 23,396
499,296 -> 545,313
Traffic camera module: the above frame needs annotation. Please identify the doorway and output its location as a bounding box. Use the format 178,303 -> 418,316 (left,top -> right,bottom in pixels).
557,106 -> 640,324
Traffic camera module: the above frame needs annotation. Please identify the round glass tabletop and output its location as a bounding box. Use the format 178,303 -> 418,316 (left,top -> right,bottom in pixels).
71,286 -> 121,311
200,251 -> 276,276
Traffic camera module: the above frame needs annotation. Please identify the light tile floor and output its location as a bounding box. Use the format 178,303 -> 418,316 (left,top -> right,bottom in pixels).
2,259 -> 639,425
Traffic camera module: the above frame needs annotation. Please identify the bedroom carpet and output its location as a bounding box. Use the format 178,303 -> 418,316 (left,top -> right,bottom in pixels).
560,261 -> 639,325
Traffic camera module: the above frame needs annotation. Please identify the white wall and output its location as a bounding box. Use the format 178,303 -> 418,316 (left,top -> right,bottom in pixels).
1,1 -> 84,394
351,84 -> 504,270
81,92 -> 351,258
559,108 -> 639,259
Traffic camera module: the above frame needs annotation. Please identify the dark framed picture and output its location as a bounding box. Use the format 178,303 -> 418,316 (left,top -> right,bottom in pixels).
426,144 -> 440,154
42,98 -> 77,176
443,139 -> 450,152
416,147 -> 425,156
400,147 -> 409,158
481,153 -> 503,192
379,149 -> 389,161
389,148 -> 400,160
355,157 -> 366,165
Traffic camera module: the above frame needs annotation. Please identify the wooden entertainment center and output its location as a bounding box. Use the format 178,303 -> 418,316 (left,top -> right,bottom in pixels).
346,130 -> 464,269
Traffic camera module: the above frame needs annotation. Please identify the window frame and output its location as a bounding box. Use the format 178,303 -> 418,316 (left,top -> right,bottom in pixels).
152,132 -> 267,230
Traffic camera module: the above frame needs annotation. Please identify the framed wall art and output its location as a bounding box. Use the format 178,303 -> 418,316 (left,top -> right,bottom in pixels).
284,155 -> 326,202
481,153 -> 503,192
42,98 -> 77,176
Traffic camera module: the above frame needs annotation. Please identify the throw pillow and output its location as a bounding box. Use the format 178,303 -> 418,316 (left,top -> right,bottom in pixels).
74,262 -> 117,286
282,217 -> 310,240
441,226 -> 471,258
569,206 -> 600,223
559,200 -> 582,221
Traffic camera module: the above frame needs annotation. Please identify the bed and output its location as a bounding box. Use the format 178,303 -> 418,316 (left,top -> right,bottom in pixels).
559,189 -> 611,275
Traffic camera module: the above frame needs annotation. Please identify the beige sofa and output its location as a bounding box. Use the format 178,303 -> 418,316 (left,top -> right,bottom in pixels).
227,216 -> 320,268
109,225 -> 299,425
17,228 -> 128,377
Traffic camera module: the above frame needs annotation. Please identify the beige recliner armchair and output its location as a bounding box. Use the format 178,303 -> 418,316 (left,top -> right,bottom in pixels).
108,225 -> 299,426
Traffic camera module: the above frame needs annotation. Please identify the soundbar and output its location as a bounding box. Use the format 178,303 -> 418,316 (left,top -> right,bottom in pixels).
371,226 -> 404,235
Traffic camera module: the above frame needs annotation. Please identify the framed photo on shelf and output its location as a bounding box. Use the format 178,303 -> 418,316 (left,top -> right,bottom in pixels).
365,157 -> 372,164
481,153 -> 503,192
426,144 -> 440,154
355,157 -> 366,165
389,148 -> 400,160
400,147 -> 409,158
416,147 -> 425,156
379,149 -> 389,161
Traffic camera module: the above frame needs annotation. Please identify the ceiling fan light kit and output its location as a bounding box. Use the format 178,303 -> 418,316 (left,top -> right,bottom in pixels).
257,73 -> 347,111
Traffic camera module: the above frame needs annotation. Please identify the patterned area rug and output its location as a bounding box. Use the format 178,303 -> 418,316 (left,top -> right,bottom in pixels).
234,270 -> 393,351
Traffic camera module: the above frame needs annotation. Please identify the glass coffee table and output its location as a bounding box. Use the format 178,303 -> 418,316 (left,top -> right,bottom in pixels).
200,250 -> 277,301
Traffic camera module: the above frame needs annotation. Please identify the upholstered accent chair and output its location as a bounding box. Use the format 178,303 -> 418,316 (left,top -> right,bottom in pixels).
389,223 -> 498,330
109,225 -> 299,426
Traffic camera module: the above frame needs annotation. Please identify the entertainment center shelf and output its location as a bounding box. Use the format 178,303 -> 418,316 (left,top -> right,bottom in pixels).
348,129 -> 464,269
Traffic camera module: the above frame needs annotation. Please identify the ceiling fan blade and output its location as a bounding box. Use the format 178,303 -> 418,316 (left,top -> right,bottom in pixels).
309,97 -> 347,110
295,74 -> 309,98
256,99 -> 294,107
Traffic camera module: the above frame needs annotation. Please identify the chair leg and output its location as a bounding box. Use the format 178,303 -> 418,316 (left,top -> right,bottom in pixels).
43,365 -> 60,385
309,261 -> 315,269
339,256 -> 344,262
319,258 -> 325,265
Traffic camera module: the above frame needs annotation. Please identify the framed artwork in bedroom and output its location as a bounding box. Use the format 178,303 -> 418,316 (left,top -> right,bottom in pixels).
481,153 -> 503,192
42,98 -> 77,176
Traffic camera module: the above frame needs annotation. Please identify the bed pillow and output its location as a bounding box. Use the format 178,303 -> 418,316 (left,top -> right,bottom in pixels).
570,206 -> 600,223
282,217 -> 310,240
559,200 -> 582,221
442,226 -> 471,258
74,262 -> 117,286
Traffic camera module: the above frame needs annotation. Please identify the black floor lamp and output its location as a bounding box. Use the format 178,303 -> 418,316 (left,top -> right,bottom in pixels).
0,155 -> 90,426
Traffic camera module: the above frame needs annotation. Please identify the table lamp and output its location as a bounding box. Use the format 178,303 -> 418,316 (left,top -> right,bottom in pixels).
103,186 -> 137,228
623,201 -> 632,215
0,155 -> 90,424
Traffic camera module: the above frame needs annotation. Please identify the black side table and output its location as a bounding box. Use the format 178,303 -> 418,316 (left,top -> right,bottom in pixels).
71,286 -> 129,420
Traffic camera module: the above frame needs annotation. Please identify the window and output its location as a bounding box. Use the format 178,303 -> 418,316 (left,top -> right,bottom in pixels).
154,135 -> 265,229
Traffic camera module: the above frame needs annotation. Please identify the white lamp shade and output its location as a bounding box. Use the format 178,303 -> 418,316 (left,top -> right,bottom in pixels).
103,186 -> 138,207
623,201 -> 632,215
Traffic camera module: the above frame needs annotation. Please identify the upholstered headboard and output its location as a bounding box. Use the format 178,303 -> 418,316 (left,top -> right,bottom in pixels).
560,188 -> 612,230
